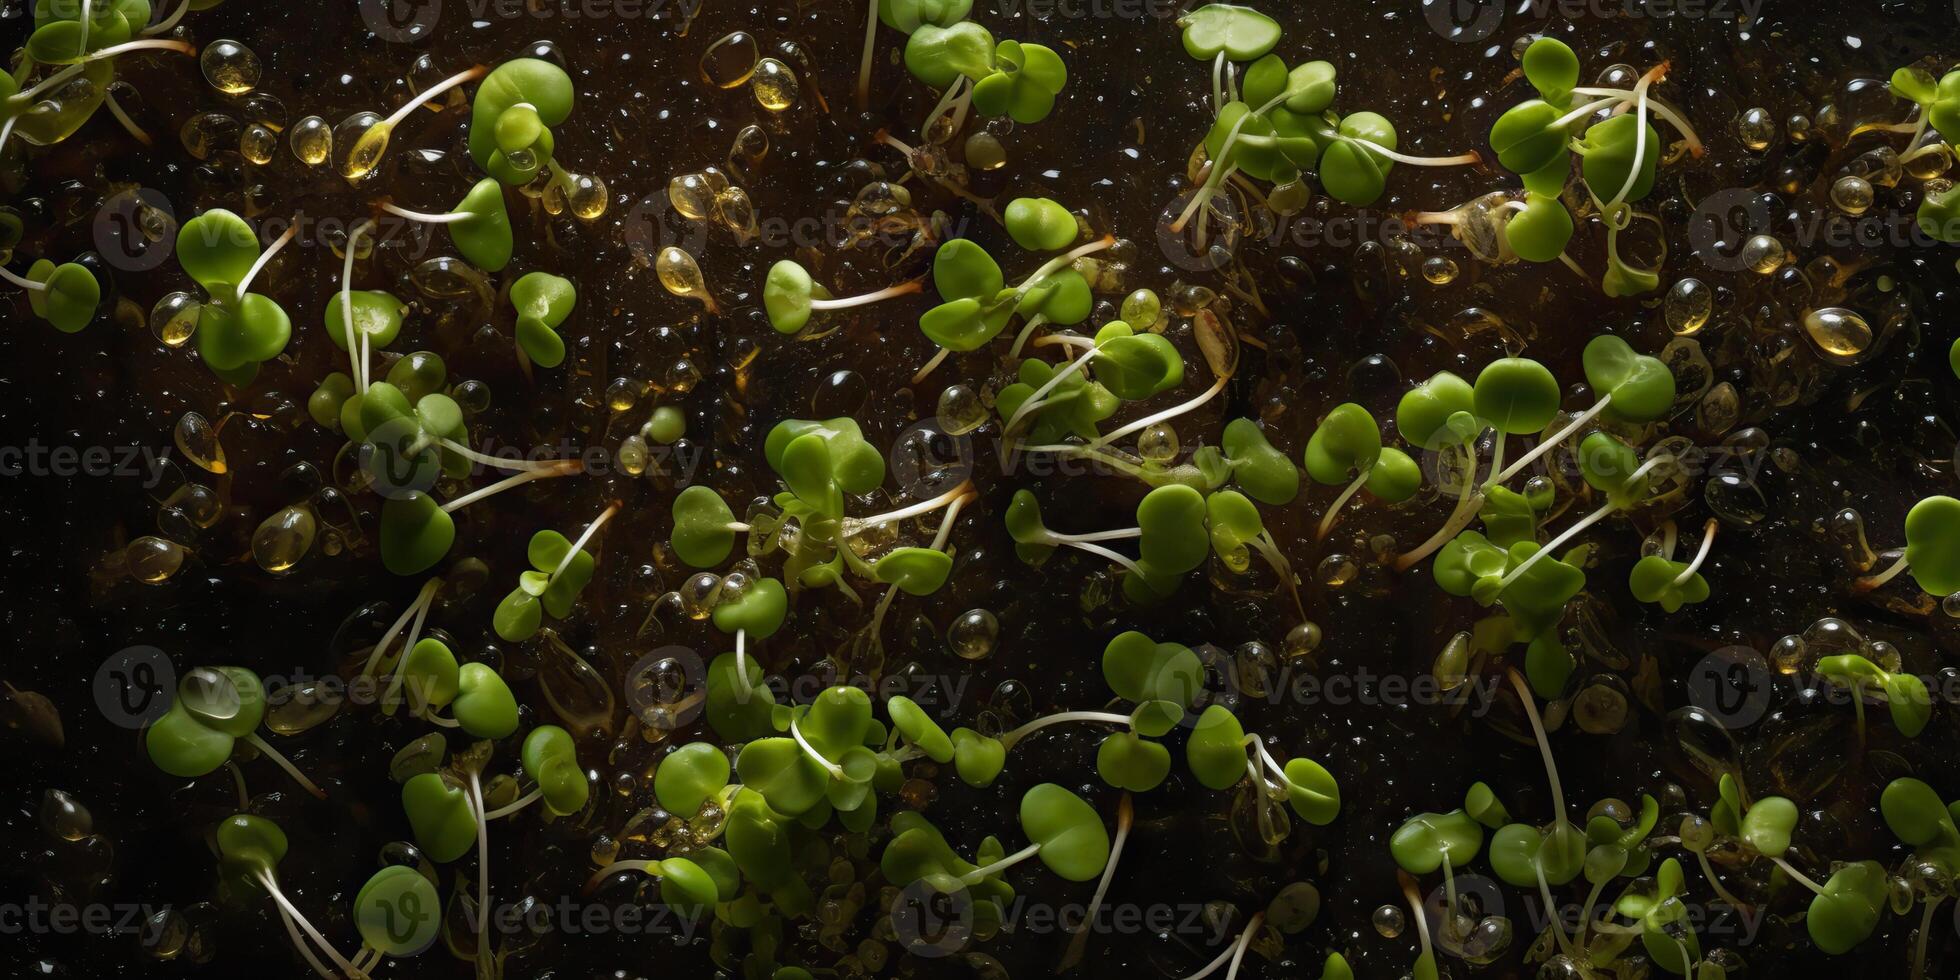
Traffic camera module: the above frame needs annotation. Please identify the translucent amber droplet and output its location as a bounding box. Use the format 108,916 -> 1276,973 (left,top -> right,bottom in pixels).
935,385 -> 986,436
1801,307 -> 1873,365
239,124 -> 276,165
714,186 -> 757,238
700,31 -> 758,88
1663,277 -> 1711,335
751,58 -> 798,112
564,172 -> 608,219
333,112 -> 387,180
618,435 -> 649,476
200,39 -> 262,95
127,536 -> 186,584
149,293 -> 201,347
178,113 -> 239,161
252,506 -> 317,574
668,173 -> 715,220
655,247 -> 716,309
174,412 -> 226,474
289,115 -> 332,165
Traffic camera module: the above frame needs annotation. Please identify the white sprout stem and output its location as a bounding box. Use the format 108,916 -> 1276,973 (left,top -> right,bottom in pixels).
1007,314 -> 1049,358
1673,519 -> 1718,587
1012,236 -> 1117,304
1061,793 -> 1132,969
848,480 -> 975,532
1403,873 -> 1439,968
244,733 -> 327,799
0,264 -> 45,291
1180,935 -> 1238,980
999,710 -> 1132,751
1491,394 -> 1612,487
1660,521 -> 1679,560
1535,859 -> 1575,958
1062,539 -> 1146,579
1087,373 -> 1232,451
1034,333 -> 1095,350
930,492 -> 970,550
352,947 -> 382,974
856,0 -> 878,110
1507,671 -> 1565,818
234,221 -> 299,298
103,89 -> 152,145
551,502 -> 619,583
1695,850 -> 1747,909
339,221 -> 371,390
484,787 -> 542,820
1251,739 -> 1289,788
1856,550 -> 1911,591
259,873 -> 362,977
1393,437 -> 1483,570
806,280 -> 924,310
225,761 -> 250,809
269,891 -> 339,979
1342,137 -> 1480,168
379,65 -> 487,132
789,716 -> 846,779
960,842 -> 1043,885
1494,500 -> 1616,594
10,41 -> 191,105
143,0 -> 191,36
1604,66 -> 1658,211
1914,895 -> 1942,980
0,116 -> 17,158
1570,82 -> 1701,154
1573,872 -> 1607,948
1210,51 -> 1226,114
379,589 -> 436,712
1048,526 -> 1142,545
1218,913 -> 1261,980
468,771 -> 490,976
919,77 -> 969,140
911,346 -> 952,385
436,438 -> 567,473
1174,89 -> 1292,233
440,460 -> 582,512
1317,465 -> 1374,541
1770,856 -> 1826,896
1251,531 -> 1307,619
79,0 -> 93,51
1550,96 -> 1623,130
380,202 -> 472,224
1007,442 -> 1154,483
362,577 -> 441,678
732,629 -> 752,699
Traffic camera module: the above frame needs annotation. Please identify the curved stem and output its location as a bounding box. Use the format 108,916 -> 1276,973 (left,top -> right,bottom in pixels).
1062,539 -> 1146,579
259,873 -> 361,977
1400,872 -> 1438,973
1210,52 -> 1226,114
468,771 -> 490,977
1853,550 -> 1911,592
1673,519 -> 1718,587
144,0 -> 191,36
440,460 -> 582,512
1551,96 -> 1623,130
11,40 -> 195,105
1005,344 -> 1105,434
235,220 -> 299,298
1770,855 -> 1826,896
1048,526 -> 1142,545
807,279 -> 924,310
272,898 -> 338,979
999,710 -> 1132,751
959,842 -> 1042,885
1343,137 -> 1479,168
1250,531 -> 1306,620
1494,500 -> 1617,594
244,733 -> 327,799
1604,64 -> 1661,212
856,0 -> 878,111
1012,236 -> 1117,305
1490,395 -> 1612,487
1059,793 -> 1132,972
340,220 -> 372,391
1535,859 -> 1575,958
0,264 -> 45,291
789,715 -> 846,779
551,502 -> 620,583
1010,443 -> 1156,483
361,577 -> 441,678
1316,466 -> 1374,541
437,438 -> 567,473
847,480 -> 975,533
1088,373 -> 1232,451
225,761 -> 250,809
1571,82 -> 1702,156
380,65 -> 488,132
379,585 -> 436,710
1506,670 -> 1564,819
911,345 -> 952,385
484,787 -> 542,821
1695,850 -> 1748,910
1914,895 -> 1942,980
919,77 -> 968,141
1392,439 -> 1483,571
381,202 -> 472,224
103,89 -> 152,146
1007,314 -> 1049,359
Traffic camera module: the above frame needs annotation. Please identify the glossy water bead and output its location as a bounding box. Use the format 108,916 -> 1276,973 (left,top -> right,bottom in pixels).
1801,307 -> 1873,365
700,31 -> 759,88
174,412 -> 226,474
751,58 -> 798,111
656,247 -> 717,311
1740,235 -> 1785,274
251,506 -> 317,574
1663,277 -> 1711,335
289,116 -> 332,165
947,609 -> 999,660
1734,107 -> 1775,151
935,385 -> 987,436
149,292 -> 201,347
239,124 -> 276,165
200,39 -> 262,95
1830,175 -> 1873,215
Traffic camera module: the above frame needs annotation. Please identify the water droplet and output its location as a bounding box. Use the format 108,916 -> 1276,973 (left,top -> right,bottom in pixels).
40,789 -> 92,841
618,434 -> 649,476
1137,423 -> 1179,463
751,58 -> 798,112
252,505 -> 317,574
700,31 -> 759,88
715,186 -> 758,239
936,385 -> 986,436
606,378 -> 640,413
333,111 -> 386,180
1801,307 -> 1873,365
563,171 -> 608,219
1571,675 -> 1630,734
126,536 -> 186,584
1372,903 -> 1405,938
174,412 -> 226,474
1905,142 -> 1952,180
963,131 -> 1007,171
1316,553 -> 1358,588
1120,289 -> 1163,330
1697,381 -> 1739,434
1421,255 -> 1459,285
1829,175 -> 1873,215
681,572 -> 723,620
200,40 -> 262,95
178,112 -> 240,161
1734,106 -> 1775,151
239,123 -> 276,165
149,292 -> 201,347
1740,235 -> 1785,274
265,679 -> 342,735
1942,591 -> 1960,618
1284,621 -> 1322,658
655,247 -> 716,310
947,609 -> 998,661
668,172 -> 717,221
1703,472 -> 1767,526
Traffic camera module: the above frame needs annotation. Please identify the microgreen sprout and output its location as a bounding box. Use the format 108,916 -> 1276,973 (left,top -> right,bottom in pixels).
510,270 -> 578,368
376,178 -> 514,272
342,63 -> 488,180
763,259 -> 924,335
1881,777 -> 1960,979
493,502 -> 620,642
214,814 -> 367,978
147,665 -> 327,799
1304,403 -> 1420,540
1853,495 -> 1960,596
1629,517 -> 1717,613
916,234 -> 1115,382
0,17 -> 195,154
175,208 -> 298,386
0,256 -> 100,332
467,58 -> 575,187
1815,650 -> 1932,739
1185,703 -> 1340,829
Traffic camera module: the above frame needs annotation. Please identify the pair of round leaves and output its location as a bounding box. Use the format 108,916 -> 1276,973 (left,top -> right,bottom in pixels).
1905,495 -> 1960,596
1816,653 -> 1932,738
874,547 -> 954,596
146,666 -> 266,778
903,21 -> 996,88
380,492 -> 454,576
1207,489 -> 1267,574
467,59 -> 573,185
1578,431 -> 1651,510
1582,335 -> 1676,422
492,528 -> 600,642
1003,197 -> 1076,252
1086,321 -> 1184,402
353,865 -> 443,956
672,485 -> 741,568
1576,113 -> 1661,204
178,209 -> 292,385
25,0 -> 148,64
706,651 -> 777,742
919,239 -> 1014,351
1506,189 -> 1574,264
1221,418 -> 1299,504
1628,555 -> 1711,613
1396,371 -> 1477,450
1305,404 -> 1422,502
521,724 -> 589,816
511,271 -> 577,368
996,355 -> 1118,444
971,41 -> 1067,125
313,350 -> 449,437
765,261 -> 842,335
877,0 -> 970,32
1808,860 -> 1889,955
446,179 -> 515,272
711,576 -> 790,637
1102,631 -> 1203,708
402,772 -> 480,863
1473,357 -> 1561,435
1018,784 -> 1111,882
1490,820 -> 1586,887
1918,183 -> 1960,243
1177,3 -> 1280,61
1879,777 -> 1960,852
23,259 -> 100,333
215,813 -> 288,888
1389,809 -> 1484,875
1203,100 -> 1319,184
325,288 -> 406,353
655,742 -> 731,816
1320,113 -> 1400,207
764,418 -> 887,497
